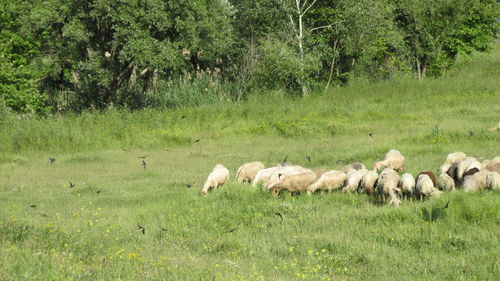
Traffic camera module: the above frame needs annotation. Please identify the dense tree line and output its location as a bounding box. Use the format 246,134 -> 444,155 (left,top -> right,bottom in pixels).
0,0 -> 498,114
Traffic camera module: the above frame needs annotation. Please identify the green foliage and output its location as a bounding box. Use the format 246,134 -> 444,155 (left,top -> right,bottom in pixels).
0,1 -> 48,114
254,39 -> 321,93
0,0 -> 498,112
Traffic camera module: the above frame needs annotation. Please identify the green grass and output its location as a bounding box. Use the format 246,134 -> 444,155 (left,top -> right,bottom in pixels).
0,46 -> 499,280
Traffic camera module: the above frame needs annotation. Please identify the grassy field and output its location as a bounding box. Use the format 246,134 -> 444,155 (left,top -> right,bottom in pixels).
0,46 -> 499,280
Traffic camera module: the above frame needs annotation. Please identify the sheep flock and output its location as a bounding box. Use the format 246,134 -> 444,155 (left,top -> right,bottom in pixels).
201,150 -> 500,206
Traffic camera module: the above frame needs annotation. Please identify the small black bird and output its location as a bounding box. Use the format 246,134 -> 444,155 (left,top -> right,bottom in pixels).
194,139 -> 200,143
29,204 -> 37,209
137,155 -> 149,159
142,160 -> 147,170
306,155 -> 311,162
185,184 -> 192,189
225,227 -> 239,233
96,190 -> 101,194
69,181 -> 75,188
369,133 -> 373,137
138,225 -> 145,235
49,158 -> 56,165
161,227 -> 168,231
443,200 -> 450,209
275,212 -> 283,220
180,115 -> 187,119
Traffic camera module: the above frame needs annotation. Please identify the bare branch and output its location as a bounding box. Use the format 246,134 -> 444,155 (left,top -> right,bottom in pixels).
302,0 -> 318,16
310,24 -> 334,33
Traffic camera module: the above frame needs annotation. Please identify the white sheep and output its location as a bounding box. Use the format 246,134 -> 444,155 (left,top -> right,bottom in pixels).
398,173 -> 415,199
343,169 -> 368,193
266,165 -> 311,190
486,172 -> 500,190
307,170 -> 346,194
439,152 -> 467,174
269,171 -> 318,196
252,167 -> 279,187
373,149 -> 405,172
482,157 -> 500,173
437,173 -> 455,191
341,162 -> 366,176
235,161 -> 265,183
376,168 -> 401,206
456,157 -> 481,182
463,170 -> 488,192
200,164 -> 229,196
358,171 -> 379,194
415,171 -> 442,199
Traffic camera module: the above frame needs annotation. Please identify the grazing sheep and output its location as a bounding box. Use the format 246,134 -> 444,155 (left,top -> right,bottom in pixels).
439,152 -> 467,174
307,170 -> 346,194
461,167 -> 480,181
486,163 -> 500,173
456,157 -> 481,182
358,171 -> 378,194
490,121 -> 500,131
266,165 -> 311,190
252,167 -> 280,187
415,171 -> 442,199
343,169 -> 368,193
373,149 -> 405,172
376,168 -> 401,206
235,161 -> 265,183
270,171 -> 318,196
398,173 -> 415,199
200,164 -> 229,196
341,162 -> 366,174
486,172 -> 500,190
482,157 -> 500,172
315,169 -> 328,178
437,173 -> 455,191
463,170 -> 488,192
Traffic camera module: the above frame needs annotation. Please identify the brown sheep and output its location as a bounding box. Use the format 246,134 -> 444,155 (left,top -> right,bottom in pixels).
270,172 -> 318,196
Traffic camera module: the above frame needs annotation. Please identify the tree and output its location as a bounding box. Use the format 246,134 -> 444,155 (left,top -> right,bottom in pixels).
393,0 -> 499,78
22,0 -> 236,110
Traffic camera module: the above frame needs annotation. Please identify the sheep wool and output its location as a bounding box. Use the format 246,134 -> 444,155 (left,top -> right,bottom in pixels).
270,172 -> 318,196
200,164 -> 229,195
307,170 -> 347,194
236,161 -> 265,183
373,149 -> 405,172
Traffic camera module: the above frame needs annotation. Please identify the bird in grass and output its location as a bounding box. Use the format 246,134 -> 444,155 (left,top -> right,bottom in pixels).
185,184 -> 192,189
442,200 -> 450,209
469,130 -> 475,137
142,160 -> 147,170
180,115 -> 187,119
49,158 -> 56,165
369,133 -> 373,137
275,212 -> 283,220
306,155 -> 311,162
137,225 -> 145,235
96,190 -> 101,194
161,227 -> 168,231
29,204 -> 37,209
225,227 -> 239,233
69,181 -> 75,188
194,139 -> 200,143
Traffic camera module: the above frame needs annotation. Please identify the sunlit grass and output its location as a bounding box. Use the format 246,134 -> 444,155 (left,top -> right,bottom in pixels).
0,47 -> 499,280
